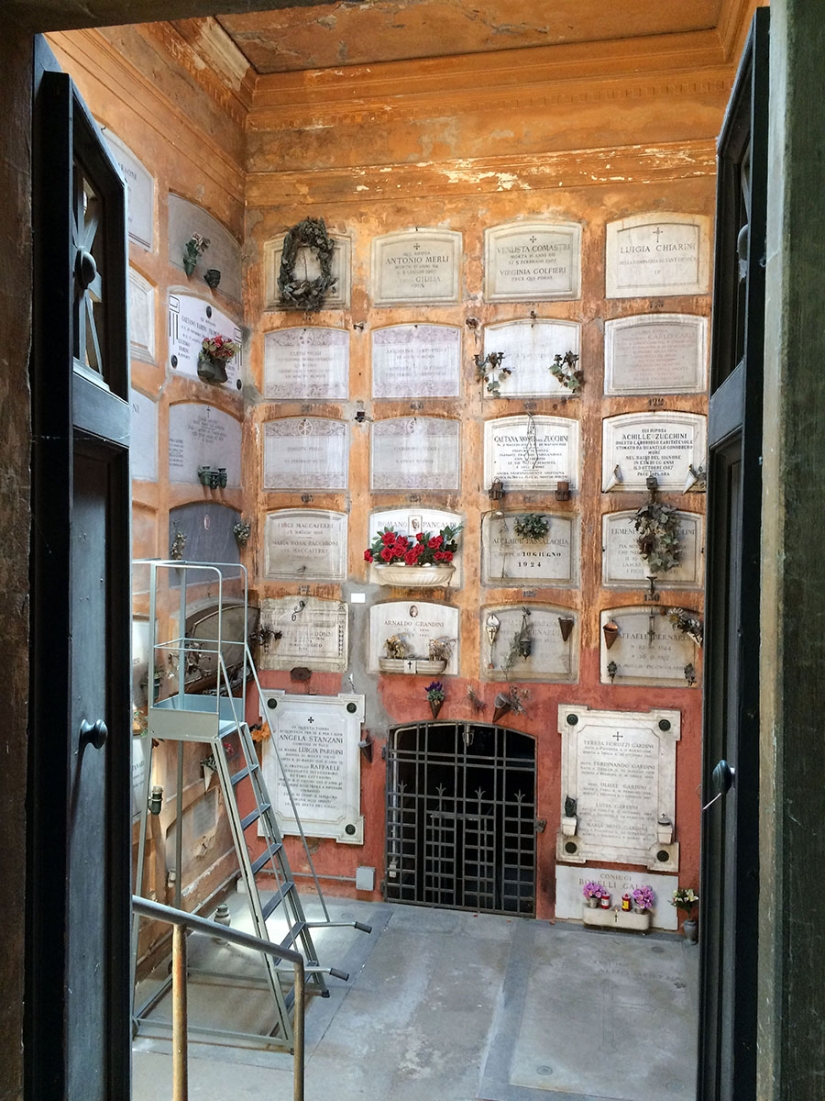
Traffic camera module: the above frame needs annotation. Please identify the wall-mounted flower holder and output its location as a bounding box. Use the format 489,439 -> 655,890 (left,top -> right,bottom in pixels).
607,660 -> 618,683
198,465 -> 227,489
605,465 -> 623,492
558,616 -> 575,642
488,479 -> 506,503
555,480 -> 571,502
492,693 -> 513,723
203,268 -> 221,289
684,662 -> 697,687
603,621 -> 620,649
234,520 -> 251,546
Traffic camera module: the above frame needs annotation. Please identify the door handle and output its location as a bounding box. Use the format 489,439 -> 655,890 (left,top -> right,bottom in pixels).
703,759 -> 735,811
80,718 -> 108,749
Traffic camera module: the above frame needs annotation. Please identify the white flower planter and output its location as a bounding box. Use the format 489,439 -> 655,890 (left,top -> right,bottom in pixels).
378,658 -> 447,675
374,564 -> 455,588
582,906 -> 651,932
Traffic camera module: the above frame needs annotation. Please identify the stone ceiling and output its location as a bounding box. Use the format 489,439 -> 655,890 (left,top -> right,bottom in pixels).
189,0 -> 724,74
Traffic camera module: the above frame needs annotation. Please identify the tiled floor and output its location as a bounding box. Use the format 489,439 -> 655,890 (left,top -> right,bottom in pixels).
133,894 -> 698,1101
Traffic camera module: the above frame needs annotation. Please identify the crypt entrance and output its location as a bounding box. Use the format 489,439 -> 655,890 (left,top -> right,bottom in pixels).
385,722 -> 537,916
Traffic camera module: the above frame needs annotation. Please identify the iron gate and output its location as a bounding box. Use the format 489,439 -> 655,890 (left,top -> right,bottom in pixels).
385,722 -> 536,915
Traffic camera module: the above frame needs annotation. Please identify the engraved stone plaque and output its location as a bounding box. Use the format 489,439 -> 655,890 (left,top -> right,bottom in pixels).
605,212 -> 711,298
259,596 -> 348,673
261,692 -> 364,844
602,511 -> 703,588
168,294 -> 243,391
369,507 -> 463,585
264,327 -> 349,400
168,403 -> 242,486
602,412 -> 706,492
600,607 -> 699,686
604,314 -> 707,395
129,268 -> 155,363
264,509 -> 347,581
484,222 -> 582,302
168,503 -> 241,581
264,234 -> 351,311
130,388 -> 157,482
100,128 -> 154,251
371,418 -> 460,492
482,319 -> 581,398
555,865 -> 678,930
484,415 -> 580,491
483,511 -> 578,586
372,230 -> 461,307
372,324 -> 461,399
484,604 -> 578,682
558,704 -> 680,870
369,602 -> 460,674
168,196 -> 242,301
263,417 -> 349,491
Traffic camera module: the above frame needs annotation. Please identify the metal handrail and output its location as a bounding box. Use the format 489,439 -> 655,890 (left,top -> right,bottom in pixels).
132,896 -> 305,1101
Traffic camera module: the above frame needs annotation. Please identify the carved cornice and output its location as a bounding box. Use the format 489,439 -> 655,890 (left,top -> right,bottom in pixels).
246,140 -> 718,209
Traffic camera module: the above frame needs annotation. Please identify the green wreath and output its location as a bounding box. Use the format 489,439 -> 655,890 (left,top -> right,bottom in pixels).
278,217 -> 336,312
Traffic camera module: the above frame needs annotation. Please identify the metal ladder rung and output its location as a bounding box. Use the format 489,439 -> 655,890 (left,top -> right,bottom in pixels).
241,803 -> 272,830
262,882 -> 296,921
251,844 -> 283,875
231,762 -> 260,787
279,921 -> 308,950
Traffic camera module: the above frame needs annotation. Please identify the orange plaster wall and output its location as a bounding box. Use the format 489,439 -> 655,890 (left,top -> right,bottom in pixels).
54,22 -> 723,926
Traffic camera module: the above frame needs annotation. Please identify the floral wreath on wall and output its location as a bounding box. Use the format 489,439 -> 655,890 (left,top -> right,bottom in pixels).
278,216 -> 336,312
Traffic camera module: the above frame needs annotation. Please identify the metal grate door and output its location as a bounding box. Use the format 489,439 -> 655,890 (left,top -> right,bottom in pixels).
385,722 -> 536,915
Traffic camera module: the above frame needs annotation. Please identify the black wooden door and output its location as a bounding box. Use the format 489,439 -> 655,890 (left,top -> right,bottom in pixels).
27,38 -> 131,1100
698,11 -> 768,1100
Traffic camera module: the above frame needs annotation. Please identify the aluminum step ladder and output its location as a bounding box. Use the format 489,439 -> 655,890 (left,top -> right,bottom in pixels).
132,560 -> 370,1050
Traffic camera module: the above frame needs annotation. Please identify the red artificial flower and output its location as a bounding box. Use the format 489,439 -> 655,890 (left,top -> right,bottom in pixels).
382,531 -> 396,545
364,549 -> 374,562
435,550 -> 454,562
380,547 -> 394,562
404,549 -> 420,565
416,532 -> 425,542
429,535 -> 444,549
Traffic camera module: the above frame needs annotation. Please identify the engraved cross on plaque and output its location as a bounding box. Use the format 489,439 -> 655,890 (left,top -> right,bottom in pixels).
307,717 -> 314,724
613,731 -> 623,742
653,226 -> 664,241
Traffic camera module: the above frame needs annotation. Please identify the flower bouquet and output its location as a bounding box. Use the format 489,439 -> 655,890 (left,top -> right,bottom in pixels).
632,885 -> 655,913
583,881 -> 605,909
425,680 -> 445,719
365,525 -> 461,587
197,333 -> 240,385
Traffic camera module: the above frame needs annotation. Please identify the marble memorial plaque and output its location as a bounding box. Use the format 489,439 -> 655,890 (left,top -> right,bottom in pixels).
558,704 -> 680,870
484,415 -> 580,491
264,234 -> 351,311
482,319 -> 581,398
600,607 -> 699,686
484,604 -> 578,682
602,412 -> 706,492
129,268 -> 155,363
372,230 -> 461,307
555,865 -> 677,930
100,128 -> 154,250
263,417 -> 348,491
130,388 -> 158,482
168,503 -> 241,581
168,294 -> 242,391
168,403 -> 242,486
369,507 -> 463,584
602,511 -> 702,588
264,509 -> 347,581
606,212 -> 710,298
261,692 -> 364,843
168,196 -> 242,301
372,324 -> 461,399
483,511 -> 578,586
484,222 -> 582,302
264,327 -> 349,400
605,314 -> 707,395
368,602 -> 460,674
371,418 -> 460,492
259,596 -> 348,673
